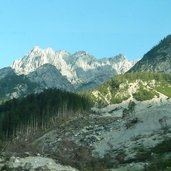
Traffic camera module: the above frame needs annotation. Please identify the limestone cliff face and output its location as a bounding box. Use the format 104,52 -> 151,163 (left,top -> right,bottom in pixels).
11,47 -> 135,90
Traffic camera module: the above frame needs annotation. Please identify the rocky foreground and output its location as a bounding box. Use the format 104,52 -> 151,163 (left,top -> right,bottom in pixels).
1,95 -> 171,171
0,156 -> 78,171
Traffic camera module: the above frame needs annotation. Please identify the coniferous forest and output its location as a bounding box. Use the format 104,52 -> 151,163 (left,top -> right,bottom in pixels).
0,89 -> 92,139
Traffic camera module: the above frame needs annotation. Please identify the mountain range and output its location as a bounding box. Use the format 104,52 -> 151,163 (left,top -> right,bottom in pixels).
1,35 -> 171,103
0,47 -> 136,102
11,47 -> 135,86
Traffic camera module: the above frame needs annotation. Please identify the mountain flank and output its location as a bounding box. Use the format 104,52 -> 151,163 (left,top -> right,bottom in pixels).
129,35 -> 171,73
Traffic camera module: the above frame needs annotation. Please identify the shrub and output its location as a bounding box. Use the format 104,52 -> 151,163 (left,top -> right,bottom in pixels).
133,88 -> 157,101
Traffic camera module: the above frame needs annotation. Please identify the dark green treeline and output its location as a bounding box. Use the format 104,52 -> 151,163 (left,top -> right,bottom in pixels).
0,89 -> 92,139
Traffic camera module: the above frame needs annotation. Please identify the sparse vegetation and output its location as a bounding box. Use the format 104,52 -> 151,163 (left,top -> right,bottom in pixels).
156,86 -> 171,98
92,72 -> 171,104
134,144 -> 152,162
111,95 -> 130,104
147,157 -> 171,171
133,88 -> 157,101
133,138 -> 171,171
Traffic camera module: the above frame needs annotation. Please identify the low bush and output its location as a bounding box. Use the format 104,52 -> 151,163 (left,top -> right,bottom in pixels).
133,88 -> 157,101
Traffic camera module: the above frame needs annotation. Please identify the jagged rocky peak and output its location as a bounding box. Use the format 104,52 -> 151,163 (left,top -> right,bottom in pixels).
99,54 -> 136,74
11,46 -> 71,75
10,46 -> 136,89
61,51 -> 98,72
74,51 -> 88,56
55,49 -> 70,59
29,46 -> 69,57
26,46 -> 70,61
72,51 -> 95,61
44,47 -> 55,55
100,53 -> 126,61
30,46 -> 42,53
111,54 -> 127,61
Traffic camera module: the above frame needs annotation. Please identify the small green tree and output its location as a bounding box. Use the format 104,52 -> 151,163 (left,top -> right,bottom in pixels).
128,100 -> 136,116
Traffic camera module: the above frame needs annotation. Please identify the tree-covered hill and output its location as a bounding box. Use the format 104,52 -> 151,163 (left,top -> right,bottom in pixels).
0,89 -> 92,139
129,35 -> 171,73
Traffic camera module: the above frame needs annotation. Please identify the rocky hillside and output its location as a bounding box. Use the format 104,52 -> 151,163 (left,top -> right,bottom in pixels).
1,72 -> 171,170
2,91 -> 171,171
27,64 -> 74,91
0,67 -> 39,103
0,156 -> 78,171
129,35 -> 171,73
91,72 -> 171,106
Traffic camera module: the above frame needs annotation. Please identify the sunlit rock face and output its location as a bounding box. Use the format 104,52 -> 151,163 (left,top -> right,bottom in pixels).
11,47 -> 136,90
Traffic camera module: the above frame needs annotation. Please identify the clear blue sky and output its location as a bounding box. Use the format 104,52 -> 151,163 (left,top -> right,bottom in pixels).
0,0 -> 171,68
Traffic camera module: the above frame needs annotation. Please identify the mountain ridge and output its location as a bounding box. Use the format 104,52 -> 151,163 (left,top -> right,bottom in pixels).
11,46 -> 136,77
10,46 -> 136,90
129,35 -> 171,73
0,47 -> 136,102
